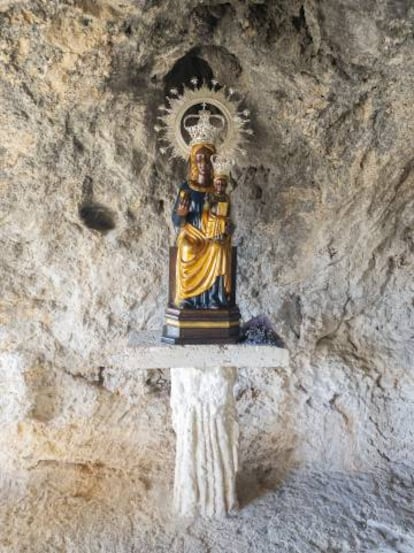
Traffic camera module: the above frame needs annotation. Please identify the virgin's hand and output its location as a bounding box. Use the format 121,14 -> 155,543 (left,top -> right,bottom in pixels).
176,199 -> 190,217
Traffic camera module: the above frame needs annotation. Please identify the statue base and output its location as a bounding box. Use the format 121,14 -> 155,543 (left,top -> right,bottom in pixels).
162,306 -> 241,345
162,246 -> 240,345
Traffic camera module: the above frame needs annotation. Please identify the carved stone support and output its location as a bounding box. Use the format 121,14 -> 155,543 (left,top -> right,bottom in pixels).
108,334 -> 290,518
170,366 -> 238,518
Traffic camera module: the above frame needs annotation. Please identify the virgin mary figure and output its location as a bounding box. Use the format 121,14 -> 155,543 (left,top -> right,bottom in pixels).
171,110 -> 233,310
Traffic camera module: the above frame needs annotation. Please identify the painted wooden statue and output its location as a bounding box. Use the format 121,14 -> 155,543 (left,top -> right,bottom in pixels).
156,80 -> 251,343
173,143 -> 234,309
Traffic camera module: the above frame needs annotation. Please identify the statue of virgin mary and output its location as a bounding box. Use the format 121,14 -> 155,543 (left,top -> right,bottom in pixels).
171,112 -> 232,309
157,81 -> 251,342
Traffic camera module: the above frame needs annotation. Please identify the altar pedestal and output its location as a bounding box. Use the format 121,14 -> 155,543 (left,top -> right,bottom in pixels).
171,365 -> 238,517
110,332 -> 289,518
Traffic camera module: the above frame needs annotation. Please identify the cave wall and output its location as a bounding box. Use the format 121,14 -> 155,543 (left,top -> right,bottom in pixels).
1,1 -> 413,551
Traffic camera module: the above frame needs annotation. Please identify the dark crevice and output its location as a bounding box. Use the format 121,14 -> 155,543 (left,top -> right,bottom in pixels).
163,49 -> 214,96
292,5 -> 307,32
79,176 -> 116,233
79,202 -> 116,233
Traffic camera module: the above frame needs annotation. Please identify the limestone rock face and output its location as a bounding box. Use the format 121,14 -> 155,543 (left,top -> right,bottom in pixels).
0,0 -> 413,551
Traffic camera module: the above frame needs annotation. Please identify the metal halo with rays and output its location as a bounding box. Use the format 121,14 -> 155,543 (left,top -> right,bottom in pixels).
155,78 -> 253,160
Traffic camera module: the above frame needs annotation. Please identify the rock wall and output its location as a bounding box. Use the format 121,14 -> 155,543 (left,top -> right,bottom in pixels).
1,1 -> 413,551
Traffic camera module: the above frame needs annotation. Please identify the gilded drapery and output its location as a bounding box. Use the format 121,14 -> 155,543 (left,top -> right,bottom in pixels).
175,212 -> 231,305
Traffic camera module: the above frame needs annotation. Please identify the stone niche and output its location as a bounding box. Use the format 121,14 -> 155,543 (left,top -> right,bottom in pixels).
0,0 -> 413,552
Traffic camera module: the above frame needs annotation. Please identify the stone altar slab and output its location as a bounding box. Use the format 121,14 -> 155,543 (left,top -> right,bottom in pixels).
109,330 -> 289,371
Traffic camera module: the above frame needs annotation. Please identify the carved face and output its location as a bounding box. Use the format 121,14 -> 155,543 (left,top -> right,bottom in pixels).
213,176 -> 227,195
195,147 -> 213,180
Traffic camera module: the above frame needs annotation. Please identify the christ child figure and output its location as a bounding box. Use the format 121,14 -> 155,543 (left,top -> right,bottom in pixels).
203,156 -> 234,243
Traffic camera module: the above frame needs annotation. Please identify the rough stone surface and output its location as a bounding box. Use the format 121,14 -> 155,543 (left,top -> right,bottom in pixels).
0,0 -> 413,551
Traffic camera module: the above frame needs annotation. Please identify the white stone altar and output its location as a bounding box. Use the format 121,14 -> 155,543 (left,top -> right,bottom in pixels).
110,331 -> 289,518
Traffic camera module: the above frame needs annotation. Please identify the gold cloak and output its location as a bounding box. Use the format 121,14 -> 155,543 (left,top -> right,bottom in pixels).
175,211 -> 231,305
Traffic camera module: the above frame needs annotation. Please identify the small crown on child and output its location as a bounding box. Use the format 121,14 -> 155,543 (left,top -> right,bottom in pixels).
211,154 -> 234,178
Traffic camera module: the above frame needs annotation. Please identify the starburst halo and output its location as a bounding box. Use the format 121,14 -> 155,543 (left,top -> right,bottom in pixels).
155,79 -> 253,160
